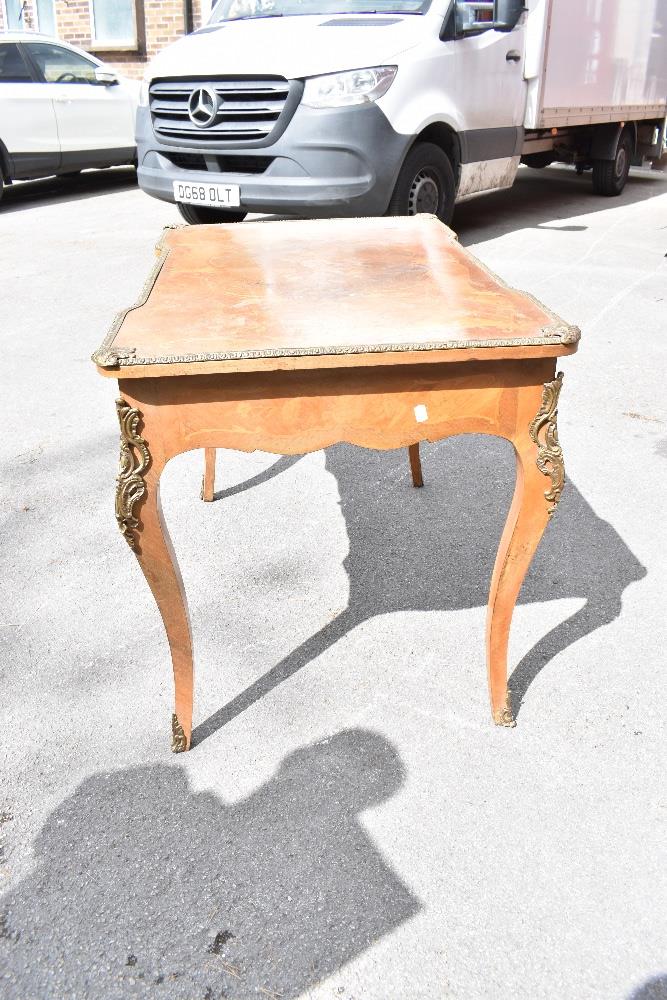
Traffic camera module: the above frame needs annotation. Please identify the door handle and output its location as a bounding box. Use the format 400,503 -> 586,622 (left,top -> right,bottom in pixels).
506,50 -> 521,62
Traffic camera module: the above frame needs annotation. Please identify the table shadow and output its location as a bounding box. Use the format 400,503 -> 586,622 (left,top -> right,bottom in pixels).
628,976 -> 667,1000
193,436 -> 645,745
0,729 -> 419,999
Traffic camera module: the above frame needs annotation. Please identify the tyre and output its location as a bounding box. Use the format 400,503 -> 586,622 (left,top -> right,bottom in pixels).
177,202 -> 247,225
521,152 -> 554,169
0,173 -> 3,205
592,132 -> 632,196
387,142 -> 456,225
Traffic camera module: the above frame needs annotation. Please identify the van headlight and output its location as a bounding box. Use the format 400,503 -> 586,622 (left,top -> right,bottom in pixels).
302,66 -> 397,109
139,76 -> 150,107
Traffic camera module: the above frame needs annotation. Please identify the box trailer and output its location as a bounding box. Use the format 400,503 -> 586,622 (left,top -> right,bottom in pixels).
520,0 -> 667,186
135,0 -> 667,223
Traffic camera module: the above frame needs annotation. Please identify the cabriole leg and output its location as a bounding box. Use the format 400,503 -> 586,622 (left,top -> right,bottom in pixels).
202,447 -> 216,502
486,374 -> 564,726
408,443 -> 424,487
116,398 -> 194,751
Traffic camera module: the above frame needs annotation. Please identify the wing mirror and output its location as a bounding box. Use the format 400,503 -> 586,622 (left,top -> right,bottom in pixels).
456,0 -> 524,35
494,0 -> 525,31
94,67 -> 119,86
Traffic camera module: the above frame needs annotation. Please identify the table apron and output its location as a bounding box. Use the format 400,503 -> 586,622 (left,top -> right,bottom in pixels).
118,359 -> 556,462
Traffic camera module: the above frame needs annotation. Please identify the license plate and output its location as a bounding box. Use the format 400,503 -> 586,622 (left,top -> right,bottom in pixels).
173,181 -> 241,208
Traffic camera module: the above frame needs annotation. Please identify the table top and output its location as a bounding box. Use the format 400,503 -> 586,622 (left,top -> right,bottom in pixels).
93,215 -> 579,378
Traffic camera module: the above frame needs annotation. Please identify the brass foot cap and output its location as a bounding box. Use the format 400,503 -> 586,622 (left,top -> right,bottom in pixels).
171,713 -> 189,752
493,707 -> 516,728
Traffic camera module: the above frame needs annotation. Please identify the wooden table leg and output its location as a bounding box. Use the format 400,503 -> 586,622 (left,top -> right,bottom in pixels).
486,375 -> 564,726
408,443 -> 424,487
116,398 -> 194,751
201,447 -> 216,502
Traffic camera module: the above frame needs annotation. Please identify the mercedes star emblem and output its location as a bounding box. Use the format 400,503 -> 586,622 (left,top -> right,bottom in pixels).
188,85 -> 219,128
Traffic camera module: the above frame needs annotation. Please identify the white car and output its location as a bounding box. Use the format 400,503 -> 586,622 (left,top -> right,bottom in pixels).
0,32 -> 138,201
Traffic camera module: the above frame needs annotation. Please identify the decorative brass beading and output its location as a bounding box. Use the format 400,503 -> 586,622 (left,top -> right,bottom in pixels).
115,399 -> 150,549
529,372 -> 565,517
171,714 -> 187,753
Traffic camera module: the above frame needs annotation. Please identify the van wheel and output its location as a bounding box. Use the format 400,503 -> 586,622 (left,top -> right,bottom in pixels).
177,203 -> 247,224
387,142 -> 455,225
592,132 -> 632,196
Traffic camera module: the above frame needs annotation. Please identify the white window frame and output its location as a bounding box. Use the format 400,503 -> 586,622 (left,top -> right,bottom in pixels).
89,0 -> 139,52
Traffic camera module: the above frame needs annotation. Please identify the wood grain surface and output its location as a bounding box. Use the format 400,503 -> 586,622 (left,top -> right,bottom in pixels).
95,216 -> 578,377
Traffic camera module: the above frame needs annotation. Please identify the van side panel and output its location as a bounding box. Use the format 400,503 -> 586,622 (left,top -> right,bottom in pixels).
530,0 -> 667,128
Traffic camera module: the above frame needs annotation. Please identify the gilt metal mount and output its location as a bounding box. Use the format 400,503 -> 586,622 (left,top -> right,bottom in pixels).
115,399 -> 150,549
171,714 -> 187,753
529,372 -> 565,517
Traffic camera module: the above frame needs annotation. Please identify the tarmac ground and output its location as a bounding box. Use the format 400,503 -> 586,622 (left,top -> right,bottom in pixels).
0,164 -> 666,1000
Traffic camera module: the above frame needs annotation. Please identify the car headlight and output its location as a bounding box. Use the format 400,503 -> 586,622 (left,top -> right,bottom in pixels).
139,76 -> 150,107
302,66 -> 397,109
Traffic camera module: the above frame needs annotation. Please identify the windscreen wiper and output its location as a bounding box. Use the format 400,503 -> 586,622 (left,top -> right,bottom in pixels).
231,12 -> 284,19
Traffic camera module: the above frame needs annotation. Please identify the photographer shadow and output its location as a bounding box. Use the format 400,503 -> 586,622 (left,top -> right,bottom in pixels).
194,436 -> 645,744
0,730 -> 419,999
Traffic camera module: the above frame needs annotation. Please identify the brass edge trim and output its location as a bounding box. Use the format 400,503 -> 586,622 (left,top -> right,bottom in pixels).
106,333 -> 578,367
115,399 -> 151,549
171,713 -> 187,753
91,227 -> 178,368
529,371 -> 565,517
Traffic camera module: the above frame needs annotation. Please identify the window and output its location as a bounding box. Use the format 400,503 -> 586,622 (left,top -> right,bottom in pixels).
0,42 -> 33,81
3,0 -> 26,30
35,0 -> 56,35
24,42 -> 97,83
90,0 -> 137,48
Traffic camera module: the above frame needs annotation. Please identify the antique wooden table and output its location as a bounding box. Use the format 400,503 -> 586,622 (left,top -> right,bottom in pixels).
92,216 -> 579,752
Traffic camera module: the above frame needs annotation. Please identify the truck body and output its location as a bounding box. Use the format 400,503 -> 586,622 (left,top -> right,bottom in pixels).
136,0 -> 667,223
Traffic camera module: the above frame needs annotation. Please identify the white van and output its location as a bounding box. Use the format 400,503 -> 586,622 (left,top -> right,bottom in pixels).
136,0 -> 667,224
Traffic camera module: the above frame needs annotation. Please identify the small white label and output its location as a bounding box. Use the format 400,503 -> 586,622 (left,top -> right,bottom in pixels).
414,404 -> 428,423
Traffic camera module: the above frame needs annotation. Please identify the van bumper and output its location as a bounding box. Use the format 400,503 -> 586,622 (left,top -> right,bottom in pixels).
136,101 -> 411,217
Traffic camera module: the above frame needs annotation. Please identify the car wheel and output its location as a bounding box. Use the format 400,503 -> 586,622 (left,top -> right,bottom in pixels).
0,173 -> 3,205
387,142 -> 456,225
592,132 -> 632,196
177,203 -> 247,225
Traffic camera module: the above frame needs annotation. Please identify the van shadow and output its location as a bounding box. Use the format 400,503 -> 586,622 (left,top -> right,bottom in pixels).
0,730 -> 419,1000
453,166 -> 666,245
193,436 -> 645,745
0,166 -> 137,214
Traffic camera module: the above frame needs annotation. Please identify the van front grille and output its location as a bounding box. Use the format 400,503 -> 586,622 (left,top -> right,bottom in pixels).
150,77 -> 293,145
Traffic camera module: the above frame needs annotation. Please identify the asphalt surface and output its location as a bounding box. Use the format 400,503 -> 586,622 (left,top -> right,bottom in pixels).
0,165 -> 666,1000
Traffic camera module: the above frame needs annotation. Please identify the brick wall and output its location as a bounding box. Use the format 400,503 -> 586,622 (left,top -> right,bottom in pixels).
0,1 -> 207,78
